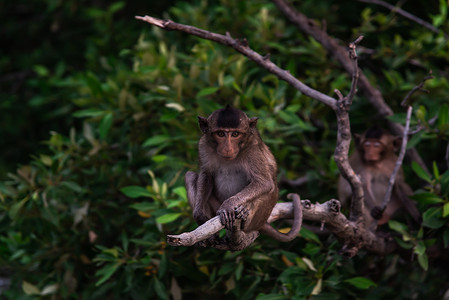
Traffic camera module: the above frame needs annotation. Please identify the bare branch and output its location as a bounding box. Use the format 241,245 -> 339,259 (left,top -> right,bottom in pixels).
382,106 -> 412,209
346,36 -> 364,105
333,37 -> 365,225
168,199 -> 395,256
135,15 -> 337,109
382,74 -> 434,209
358,0 -> 449,39
401,73 -> 434,107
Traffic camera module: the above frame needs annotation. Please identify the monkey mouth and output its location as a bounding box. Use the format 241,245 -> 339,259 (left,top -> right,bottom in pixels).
220,154 -> 237,160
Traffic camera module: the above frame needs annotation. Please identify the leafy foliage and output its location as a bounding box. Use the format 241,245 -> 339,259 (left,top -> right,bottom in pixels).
1,0 -> 449,299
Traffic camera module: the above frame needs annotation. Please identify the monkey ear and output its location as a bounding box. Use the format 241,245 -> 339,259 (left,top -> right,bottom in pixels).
198,116 -> 209,134
249,117 -> 258,134
249,117 -> 258,127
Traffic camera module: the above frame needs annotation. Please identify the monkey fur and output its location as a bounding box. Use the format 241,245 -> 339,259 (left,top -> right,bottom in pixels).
185,105 -> 302,248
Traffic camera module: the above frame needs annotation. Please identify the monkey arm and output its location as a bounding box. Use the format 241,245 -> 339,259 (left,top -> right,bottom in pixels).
217,178 -> 276,230
185,170 -> 216,225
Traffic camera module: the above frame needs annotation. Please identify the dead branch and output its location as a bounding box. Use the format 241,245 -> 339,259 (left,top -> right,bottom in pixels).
168,199 -> 395,256
382,74 -> 434,209
382,105 -> 412,209
271,0 -> 429,174
358,0 -> 449,39
333,36 -> 365,226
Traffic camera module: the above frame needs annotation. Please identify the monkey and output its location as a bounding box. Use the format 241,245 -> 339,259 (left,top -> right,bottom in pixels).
338,126 -> 421,230
185,105 -> 302,249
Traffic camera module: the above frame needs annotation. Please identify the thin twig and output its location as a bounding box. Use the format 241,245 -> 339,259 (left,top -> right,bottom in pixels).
347,36 -> 364,105
381,105 -> 412,209
135,15 -> 337,109
382,74 -> 433,209
358,0 -> 449,39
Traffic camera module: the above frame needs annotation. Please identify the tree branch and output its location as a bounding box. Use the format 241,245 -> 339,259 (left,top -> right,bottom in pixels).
168,199 -> 395,256
382,74 -> 434,209
358,0 -> 449,39
135,15 -> 337,109
333,36 -> 365,225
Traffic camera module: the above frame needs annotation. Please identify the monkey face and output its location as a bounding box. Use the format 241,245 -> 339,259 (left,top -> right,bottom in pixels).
212,129 -> 245,160
362,138 -> 384,163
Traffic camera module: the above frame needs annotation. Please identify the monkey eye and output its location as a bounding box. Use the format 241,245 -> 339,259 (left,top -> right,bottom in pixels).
216,131 -> 225,137
231,131 -> 240,137
364,141 -> 371,147
373,142 -> 381,147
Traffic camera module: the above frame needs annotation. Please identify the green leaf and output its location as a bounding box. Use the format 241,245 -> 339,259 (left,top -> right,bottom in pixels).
438,104 -> 449,129
414,241 -> 426,256
33,65 -> 49,77
61,181 -> 87,193
142,135 -> 170,147
251,253 -> 271,260
441,170 -> 449,196
120,186 -> 152,198
129,202 -> 157,211
255,294 -> 289,300
173,186 -> 187,201
443,229 -> 449,248
388,220 -> 408,235
153,277 -> 168,299
108,1 -> 125,13
95,262 -> 121,286
197,87 -> 218,97
9,197 -> 28,220
411,192 -> 444,205
156,213 -> 181,224
344,277 -> 377,289
433,161 -> 440,180
422,207 -> 446,229
411,161 -> 432,183
99,113 -> 113,140
443,202 -> 449,218
417,252 -> 429,271
73,108 -> 105,118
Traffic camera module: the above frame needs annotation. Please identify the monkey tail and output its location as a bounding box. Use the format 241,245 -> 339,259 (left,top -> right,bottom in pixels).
260,193 -> 303,242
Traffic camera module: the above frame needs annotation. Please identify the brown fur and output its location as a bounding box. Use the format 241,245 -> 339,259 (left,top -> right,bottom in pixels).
338,127 -> 420,230
186,106 -> 302,242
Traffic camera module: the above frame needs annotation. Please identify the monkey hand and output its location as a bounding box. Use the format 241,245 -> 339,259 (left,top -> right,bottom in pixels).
370,206 -> 385,220
217,204 -> 236,230
234,204 -> 249,221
